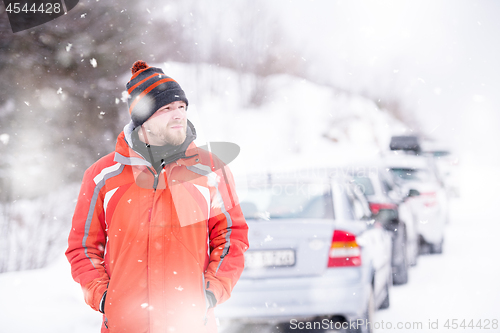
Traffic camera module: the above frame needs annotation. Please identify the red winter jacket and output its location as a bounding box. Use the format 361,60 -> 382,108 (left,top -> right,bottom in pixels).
66,129 -> 249,333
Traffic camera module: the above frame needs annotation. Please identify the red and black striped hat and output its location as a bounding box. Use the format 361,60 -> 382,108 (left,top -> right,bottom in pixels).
126,60 -> 189,127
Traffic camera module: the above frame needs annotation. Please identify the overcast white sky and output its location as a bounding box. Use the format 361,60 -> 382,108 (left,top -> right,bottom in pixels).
271,0 -> 500,163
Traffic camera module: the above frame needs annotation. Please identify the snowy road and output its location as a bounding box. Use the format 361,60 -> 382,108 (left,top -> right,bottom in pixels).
374,195 -> 500,333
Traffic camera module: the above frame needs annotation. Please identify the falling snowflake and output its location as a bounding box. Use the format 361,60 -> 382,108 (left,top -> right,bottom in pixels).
141,303 -> 148,309
66,43 -> 72,52
264,235 -> 273,242
57,87 -> 63,94
0,134 -> 9,145
24,101 -> 30,106
121,90 -> 130,103
81,13 -> 87,18
175,286 -> 184,291
90,58 -> 98,68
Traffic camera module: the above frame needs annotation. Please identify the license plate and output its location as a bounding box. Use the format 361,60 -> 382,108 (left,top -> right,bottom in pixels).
245,249 -> 296,269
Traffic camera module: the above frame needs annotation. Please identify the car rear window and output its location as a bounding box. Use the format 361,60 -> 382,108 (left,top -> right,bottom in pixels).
390,168 -> 431,182
352,176 -> 375,196
239,182 -> 334,220
430,151 -> 450,157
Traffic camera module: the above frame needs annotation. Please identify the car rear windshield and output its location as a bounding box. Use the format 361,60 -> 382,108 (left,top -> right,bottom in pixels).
430,151 -> 450,157
390,168 -> 431,182
239,182 -> 334,220
352,176 -> 375,196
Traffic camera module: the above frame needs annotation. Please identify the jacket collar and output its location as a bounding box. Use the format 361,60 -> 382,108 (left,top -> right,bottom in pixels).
114,121 -> 199,168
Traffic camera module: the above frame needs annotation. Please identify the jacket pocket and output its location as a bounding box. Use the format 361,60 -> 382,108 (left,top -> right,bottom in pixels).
100,290 -> 107,314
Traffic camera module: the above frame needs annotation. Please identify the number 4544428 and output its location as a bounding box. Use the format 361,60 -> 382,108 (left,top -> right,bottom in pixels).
5,2 -> 62,14
444,319 -> 498,330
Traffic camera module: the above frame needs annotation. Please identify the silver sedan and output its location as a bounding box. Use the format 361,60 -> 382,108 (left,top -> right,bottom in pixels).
216,174 -> 393,333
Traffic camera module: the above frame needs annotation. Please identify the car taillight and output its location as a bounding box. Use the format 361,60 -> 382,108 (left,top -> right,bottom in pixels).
420,191 -> 437,207
328,230 -> 362,267
369,202 -> 397,215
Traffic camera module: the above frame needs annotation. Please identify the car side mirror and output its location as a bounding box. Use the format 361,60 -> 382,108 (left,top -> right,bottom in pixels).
389,218 -> 399,225
407,189 -> 420,197
362,215 -> 373,222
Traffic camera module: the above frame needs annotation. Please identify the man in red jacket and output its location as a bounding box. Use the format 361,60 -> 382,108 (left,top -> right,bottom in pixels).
66,61 -> 249,333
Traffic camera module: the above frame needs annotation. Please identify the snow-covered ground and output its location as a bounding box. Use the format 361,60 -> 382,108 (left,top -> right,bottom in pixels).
0,255 -> 102,332
0,156 -> 498,333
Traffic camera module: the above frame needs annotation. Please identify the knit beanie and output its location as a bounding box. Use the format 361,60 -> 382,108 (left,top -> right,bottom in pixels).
126,60 -> 189,127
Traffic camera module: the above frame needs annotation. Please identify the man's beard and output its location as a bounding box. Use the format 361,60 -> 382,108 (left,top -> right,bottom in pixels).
147,121 -> 187,146
161,123 -> 187,146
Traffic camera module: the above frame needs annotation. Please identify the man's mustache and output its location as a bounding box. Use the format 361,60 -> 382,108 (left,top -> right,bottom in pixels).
168,122 -> 186,127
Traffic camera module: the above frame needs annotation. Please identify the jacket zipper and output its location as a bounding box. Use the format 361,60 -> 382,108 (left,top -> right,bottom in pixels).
146,167 -> 159,190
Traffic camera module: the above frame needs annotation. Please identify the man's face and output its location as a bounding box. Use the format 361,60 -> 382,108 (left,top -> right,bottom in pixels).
140,101 -> 188,146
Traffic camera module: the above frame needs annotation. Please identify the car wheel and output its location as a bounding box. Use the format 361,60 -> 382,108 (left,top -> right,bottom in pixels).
410,239 -> 419,266
393,242 -> 409,285
419,236 -> 431,255
347,287 -> 375,333
430,239 -> 444,254
378,279 -> 391,309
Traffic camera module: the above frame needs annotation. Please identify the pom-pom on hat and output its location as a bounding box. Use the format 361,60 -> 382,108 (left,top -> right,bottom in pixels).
126,60 -> 188,127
